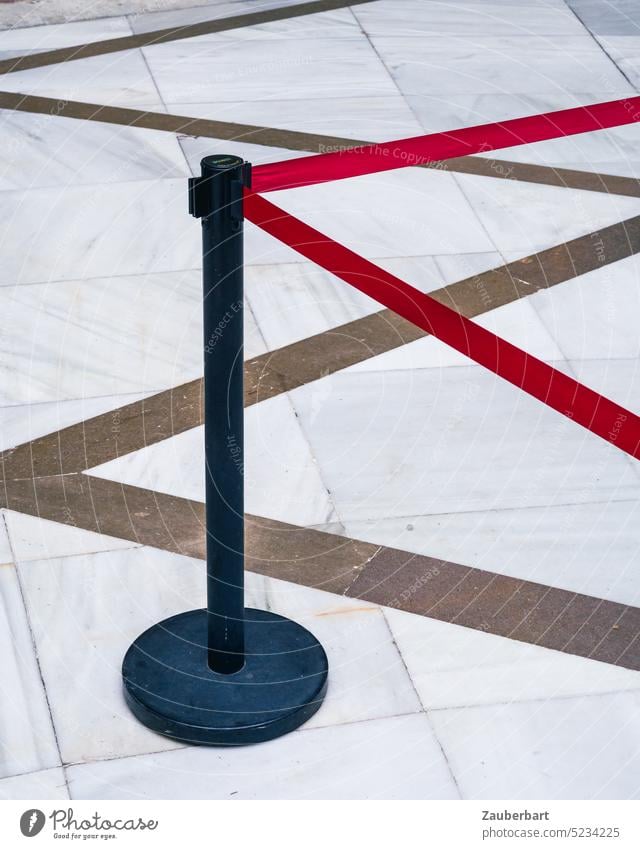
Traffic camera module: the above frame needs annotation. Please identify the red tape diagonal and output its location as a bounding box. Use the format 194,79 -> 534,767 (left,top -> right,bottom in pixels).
252,96 -> 640,193
244,190 -> 640,460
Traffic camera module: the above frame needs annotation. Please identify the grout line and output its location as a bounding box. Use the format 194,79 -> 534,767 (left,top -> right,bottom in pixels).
283,389 -> 345,527
301,493 -> 640,525
62,710 -> 429,774
564,2 -> 639,92
428,684 -> 640,714
0,388 -> 151,413
5,514 -> 68,791
377,602 -> 463,798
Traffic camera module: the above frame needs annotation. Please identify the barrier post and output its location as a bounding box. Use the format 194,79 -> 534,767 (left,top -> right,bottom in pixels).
199,154 -> 247,675
121,155 -> 328,746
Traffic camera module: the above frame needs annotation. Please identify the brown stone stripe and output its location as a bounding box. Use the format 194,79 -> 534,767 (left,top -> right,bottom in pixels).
345,543 -> 640,671
0,0 -> 376,75
0,90 -> 350,149
1,90 -> 639,199
443,156 -> 640,200
3,210 -> 637,483
0,379 -> 204,483
3,472 -> 638,671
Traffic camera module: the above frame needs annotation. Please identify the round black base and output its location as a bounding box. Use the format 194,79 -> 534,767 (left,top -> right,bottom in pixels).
122,608 -> 328,746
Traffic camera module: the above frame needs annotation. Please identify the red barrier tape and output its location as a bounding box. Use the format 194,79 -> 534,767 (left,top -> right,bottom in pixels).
252,95 -> 640,193
245,191 -> 640,460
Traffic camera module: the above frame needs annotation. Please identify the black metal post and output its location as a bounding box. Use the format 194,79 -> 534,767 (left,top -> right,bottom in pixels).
196,155 -> 248,674
121,155 -> 328,747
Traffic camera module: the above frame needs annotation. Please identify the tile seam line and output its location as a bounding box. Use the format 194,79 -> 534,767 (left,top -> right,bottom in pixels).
5,509 -> 67,785
335,356 -> 640,377
0,388 -> 152,411
61,710 -> 431,778
564,2 -> 638,91
0,0 -> 378,76
427,684 -> 640,714
5,480 -> 640,572
1,91 -> 639,201
308,494 -> 640,523
0,764 -> 65,784
378,604 -> 464,797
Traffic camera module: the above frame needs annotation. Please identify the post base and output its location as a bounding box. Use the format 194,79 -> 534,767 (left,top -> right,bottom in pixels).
122,608 -> 328,746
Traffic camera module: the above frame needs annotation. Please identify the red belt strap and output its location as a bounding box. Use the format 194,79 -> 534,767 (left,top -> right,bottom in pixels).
252,96 -> 640,193
245,190 -> 640,460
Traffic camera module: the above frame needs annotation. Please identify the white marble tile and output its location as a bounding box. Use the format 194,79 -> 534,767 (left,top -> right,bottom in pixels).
0,392 -> 149,452
377,254 -> 451,290
566,359 -> 640,417
244,178 -> 493,267
87,392 -> 338,528
0,270 -> 208,403
0,563 -> 60,779
245,261 -> 385,351
374,35 -> 632,96
245,256 -> 457,356
246,252 -> 509,356
406,91 -> 634,134
453,172 -> 640,257
406,90 -> 640,178
270,168 -> 497,261
530,255 -> 640,362
264,577 -> 421,729
66,713 -> 460,799
355,1 -> 587,37
5,510 -> 138,563
289,364 -> 640,522
0,16 -> 131,55
178,136 -> 309,179
0,767 -> 69,800
17,546 -> 206,764
142,36 -> 397,105
598,38 -> 640,89
172,94 -> 424,143
430,691 -> 640,799
353,253 -> 557,372
348,296 -> 566,373
433,251 -> 504,283
331,497 -> 640,607
0,180 -> 199,286
247,252 -> 495,356
0,112 -> 189,191
0,49 -> 163,109
568,1 -> 640,37
386,606 -> 640,709
477,122 -> 640,176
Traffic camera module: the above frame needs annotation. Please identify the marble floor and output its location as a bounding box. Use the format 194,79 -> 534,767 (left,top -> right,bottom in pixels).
1,0 -> 640,801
